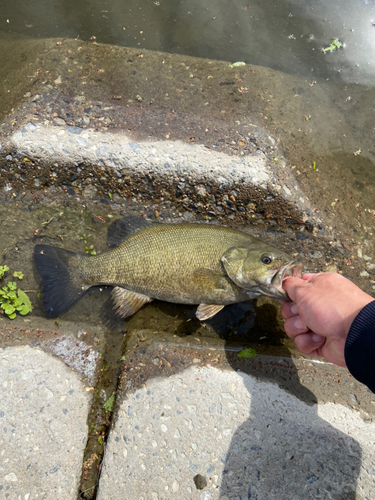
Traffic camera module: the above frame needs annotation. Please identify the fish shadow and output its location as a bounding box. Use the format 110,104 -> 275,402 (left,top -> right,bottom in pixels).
147,300 -> 256,339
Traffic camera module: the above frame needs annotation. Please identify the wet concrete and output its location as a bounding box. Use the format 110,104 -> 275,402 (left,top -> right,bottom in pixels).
1,39 -> 375,293
1,37 -> 375,230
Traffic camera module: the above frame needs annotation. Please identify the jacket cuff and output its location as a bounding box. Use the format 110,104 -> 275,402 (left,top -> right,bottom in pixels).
345,300 -> 375,393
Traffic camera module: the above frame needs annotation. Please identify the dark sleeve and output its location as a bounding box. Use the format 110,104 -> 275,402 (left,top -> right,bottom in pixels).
344,300 -> 375,393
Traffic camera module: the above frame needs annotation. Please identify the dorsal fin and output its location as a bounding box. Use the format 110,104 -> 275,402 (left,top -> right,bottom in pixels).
107,217 -> 152,248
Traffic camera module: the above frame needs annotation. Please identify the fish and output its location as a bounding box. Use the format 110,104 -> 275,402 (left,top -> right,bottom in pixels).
34,217 -> 301,321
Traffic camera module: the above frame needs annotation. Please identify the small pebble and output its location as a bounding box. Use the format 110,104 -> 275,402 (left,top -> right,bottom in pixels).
350,394 -> 358,405
53,117 -> 66,126
193,474 -> 207,489
310,251 -> 322,259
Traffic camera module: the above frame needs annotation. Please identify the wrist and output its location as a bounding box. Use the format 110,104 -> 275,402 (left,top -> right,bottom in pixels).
343,294 -> 374,336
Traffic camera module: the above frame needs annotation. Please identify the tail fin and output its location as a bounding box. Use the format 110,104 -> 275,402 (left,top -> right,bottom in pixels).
34,245 -> 88,317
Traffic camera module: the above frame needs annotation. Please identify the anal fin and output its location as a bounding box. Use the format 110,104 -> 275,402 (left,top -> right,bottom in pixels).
111,286 -> 152,319
196,304 -> 225,321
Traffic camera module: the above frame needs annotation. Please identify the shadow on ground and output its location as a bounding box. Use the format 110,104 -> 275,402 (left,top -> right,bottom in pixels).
220,304 -> 361,500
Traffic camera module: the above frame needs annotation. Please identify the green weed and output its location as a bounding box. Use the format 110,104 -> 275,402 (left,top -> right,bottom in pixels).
0,282 -> 32,319
103,393 -> 115,413
0,265 -> 9,279
80,234 -> 97,255
0,266 -> 32,319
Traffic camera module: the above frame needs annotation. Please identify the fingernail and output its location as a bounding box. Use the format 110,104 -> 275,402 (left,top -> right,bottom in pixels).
291,303 -> 298,315
294,318 -> 306,330
312,334 -> 324,343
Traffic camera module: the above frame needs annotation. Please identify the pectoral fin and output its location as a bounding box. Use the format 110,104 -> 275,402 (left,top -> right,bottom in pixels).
111,286 -> 152,319
192,268 -> 227,289
196,304 -> 225,321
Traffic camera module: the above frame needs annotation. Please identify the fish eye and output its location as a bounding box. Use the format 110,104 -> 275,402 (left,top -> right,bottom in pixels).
261,254 -> 273,265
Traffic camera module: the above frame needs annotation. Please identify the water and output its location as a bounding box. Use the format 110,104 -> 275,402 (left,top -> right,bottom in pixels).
1,0 -> 375,84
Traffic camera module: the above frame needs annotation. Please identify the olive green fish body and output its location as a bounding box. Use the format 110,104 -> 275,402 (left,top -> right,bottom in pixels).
78,223 -> 252,305
34,219 -> 301,319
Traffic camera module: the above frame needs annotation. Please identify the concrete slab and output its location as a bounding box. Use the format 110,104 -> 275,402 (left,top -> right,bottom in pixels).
0,312 -> 125,499
0,345 -> 91,499
11,126 -> 271,190
1,39 -> 330,230
97,334 -> 375,500
0,317 -> 102,386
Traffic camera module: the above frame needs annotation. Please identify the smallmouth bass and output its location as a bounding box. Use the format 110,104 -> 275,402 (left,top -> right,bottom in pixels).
34,217 -> 301,320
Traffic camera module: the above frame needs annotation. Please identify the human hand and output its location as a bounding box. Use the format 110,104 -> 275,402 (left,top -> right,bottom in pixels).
281,272 -> 374,367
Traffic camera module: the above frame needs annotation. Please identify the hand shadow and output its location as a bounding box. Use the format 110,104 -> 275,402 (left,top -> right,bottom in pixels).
217,301 -> 362,500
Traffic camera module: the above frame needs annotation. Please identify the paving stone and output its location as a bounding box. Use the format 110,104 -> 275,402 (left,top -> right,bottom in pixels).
0,346 -> 91,499
97,337 -> 375,500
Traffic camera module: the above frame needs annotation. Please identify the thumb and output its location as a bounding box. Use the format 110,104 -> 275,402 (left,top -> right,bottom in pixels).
282,276 -> 311,303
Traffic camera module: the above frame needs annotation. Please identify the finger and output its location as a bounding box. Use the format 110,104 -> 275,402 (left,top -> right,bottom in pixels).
293,332 -> 326,355
282,276 -> 310,303
283,315 -> 309,338
281,301 -> 298,320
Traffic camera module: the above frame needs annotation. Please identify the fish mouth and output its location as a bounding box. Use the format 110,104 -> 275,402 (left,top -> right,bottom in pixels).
270,261 -> 302,300
255,261 -> 302,301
